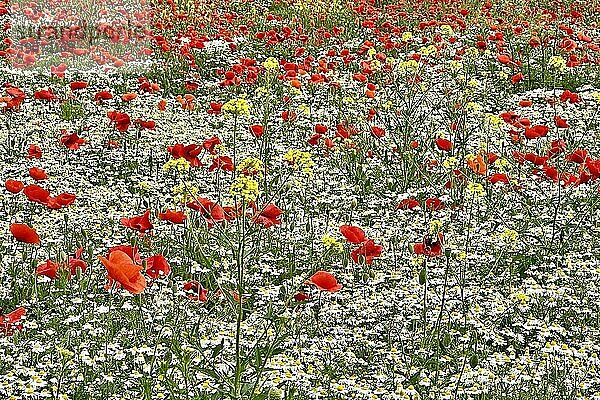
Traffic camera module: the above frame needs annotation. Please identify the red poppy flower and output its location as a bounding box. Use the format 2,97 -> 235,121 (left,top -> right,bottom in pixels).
281,111 -> 297,122
487,152 -> 499,164
50,63 -> 66,79
29,167 -> 48,181
425,198 -> 445,211
524,125 -> 549,139
5,179 -> 24,193
351,239 -> 383,265
252,204 -> 283,228
36,260 -> 63,279
187,198 -> 226,227
70,81 -> 88,90
519,99 -> 533,107
249,125 -> 264,138
315,124 -> 328,134
467,154 -> 487,175
554,116 -> 569,128
203,137 -> 221,155
396,198 -> 420,210
158,209 -> 186,224
94,91 -> 113,101
10,223 -> 40,244
559,90 -> 580,104
207,102 -> 222,114
294,292 -> 310,301
60,131 -> 86,150
145,254 -> 171,279
34,88 -> 58,101
23,184 -> 50,204
305,271 -> 342,292
586,159 -> 600,179
566,149 -> 588,163
0,307 -> 26,336
55,193 -> 76,207
413,233 -> 444,257
524,152 -> 548,166
107,110 -> 131,132
121,210 -> 153,233
511,72 -> 524,84
167,143 -> 203,167
26,144 -> 42,159
209,156 -> 234,172
37,251 -> 85,280
67,247 -> 87,275
371,126 -> 385,138
183,281 -> 208,301
488,173 -> 510,184
98,250 -> 146,294
548,140 -> 567,157
308,133 -> 322,145
340,225 -> 366,244
435,138 -> 453,152
44,193 -> 76,209
497,54 -> 512,64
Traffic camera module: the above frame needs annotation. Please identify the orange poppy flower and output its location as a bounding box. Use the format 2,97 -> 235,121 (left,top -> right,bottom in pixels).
121,92 -> 137,102
98,250 -> 146,294
467,153 -> 487,175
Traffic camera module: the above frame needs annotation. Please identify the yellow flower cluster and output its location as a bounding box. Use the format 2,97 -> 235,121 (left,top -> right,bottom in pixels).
283,149 -> 314,175
222,97 -> 250,115
467,182 -> 485,197
443,156 -> 458,169
262,57 -> 279,71
494,157 -> 510,172
440,24 -> 454,36
163,158 -> 190,173
398,59 -> 419,73
548,56 -> 566,71
485,114 -> 505,130
511,291 -> 529,305
447,60 -> 463,73
321,235 -> 343,252
236,157 -> 264,177
229,176 -> 260,202
499,228 -> 519,243
429,220 -> 442,235
465,101 -> 481,113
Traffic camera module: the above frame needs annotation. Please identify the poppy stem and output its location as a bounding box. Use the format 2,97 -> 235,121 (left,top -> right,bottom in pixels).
422,259 -> 428,345
233,203 -> 246,400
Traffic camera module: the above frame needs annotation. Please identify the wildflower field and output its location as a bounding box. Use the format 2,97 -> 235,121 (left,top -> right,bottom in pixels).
2,0 -> 600,398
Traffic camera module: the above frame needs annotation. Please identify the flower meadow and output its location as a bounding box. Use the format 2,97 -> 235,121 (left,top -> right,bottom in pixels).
1,0 -> 600,398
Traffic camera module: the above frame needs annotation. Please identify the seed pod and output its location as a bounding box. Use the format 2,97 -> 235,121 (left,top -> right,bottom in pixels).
419,267 -> 427,285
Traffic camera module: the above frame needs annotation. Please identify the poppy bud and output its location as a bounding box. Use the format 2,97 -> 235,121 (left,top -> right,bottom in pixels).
469,354 -> 479,368
351,198 -> 358,209
419,267 -> 427,285
59,251 -> 67,263
305,221 -> 311,233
